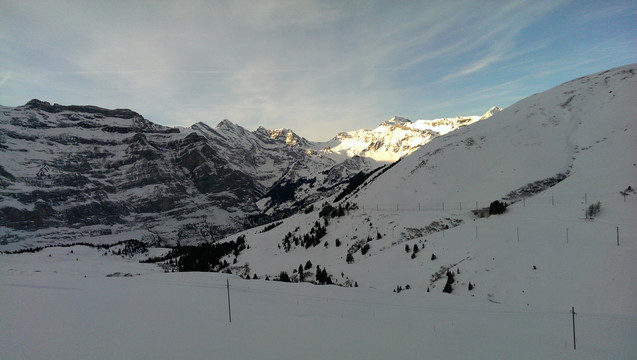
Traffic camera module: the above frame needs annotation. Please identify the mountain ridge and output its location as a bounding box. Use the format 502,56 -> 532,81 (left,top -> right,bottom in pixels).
0,98 -> 492,249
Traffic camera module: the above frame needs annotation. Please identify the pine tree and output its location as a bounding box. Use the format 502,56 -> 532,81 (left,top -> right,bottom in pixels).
279,271 -> 290,282
489,200 -> 506,215
322,268 -> 329,284
361,243 -> 370,255
442,271 -> 455,293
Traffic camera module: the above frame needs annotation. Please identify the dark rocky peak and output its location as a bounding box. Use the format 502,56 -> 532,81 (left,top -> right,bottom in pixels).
191,122 -> 215,133
260,127 -> 308,147
23,99 -> 142,119
216,119 -> 242,131
386,116 -> 412,125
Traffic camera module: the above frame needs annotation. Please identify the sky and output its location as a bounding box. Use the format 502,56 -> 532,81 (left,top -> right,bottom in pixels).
1,1 -> 635,141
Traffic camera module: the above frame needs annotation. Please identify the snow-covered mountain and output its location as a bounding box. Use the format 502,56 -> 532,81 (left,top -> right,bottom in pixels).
323,107 -> 501,162
204,63 -> 636,309
0,100 -> 490,249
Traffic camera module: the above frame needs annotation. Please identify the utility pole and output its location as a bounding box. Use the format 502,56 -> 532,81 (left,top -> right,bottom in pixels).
571,306 -> 576,350
227,279 -> 232,323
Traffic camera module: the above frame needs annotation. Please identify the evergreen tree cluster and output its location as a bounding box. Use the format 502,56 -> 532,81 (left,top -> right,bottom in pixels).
319,202 -> 354,219
284,262 -> 332,284
119,240 -> 148,257
261,221 -> 283,233
278,271 -> 291,282
175,235 -> 246,272
6,240 -> 148,256
315,265 -> 332,285
334,172 -> 371,202
394,284 -> 411,293
281,221 -> 327,251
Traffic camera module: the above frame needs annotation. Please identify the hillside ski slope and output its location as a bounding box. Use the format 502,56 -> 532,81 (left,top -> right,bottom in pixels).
217,63 -> 637,314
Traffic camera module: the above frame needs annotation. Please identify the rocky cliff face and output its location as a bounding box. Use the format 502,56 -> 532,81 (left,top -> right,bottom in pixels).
0,100 -> 491,249
0,101 -> 373,248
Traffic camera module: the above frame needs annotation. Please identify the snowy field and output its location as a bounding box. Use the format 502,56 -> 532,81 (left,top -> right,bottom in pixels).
1,245 -> 635,360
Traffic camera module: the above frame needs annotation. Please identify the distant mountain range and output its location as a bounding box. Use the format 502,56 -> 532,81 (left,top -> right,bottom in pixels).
0,99 -> 495,249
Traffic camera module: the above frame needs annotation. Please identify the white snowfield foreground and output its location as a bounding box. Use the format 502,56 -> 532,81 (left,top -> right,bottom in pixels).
0,246 -> 635,360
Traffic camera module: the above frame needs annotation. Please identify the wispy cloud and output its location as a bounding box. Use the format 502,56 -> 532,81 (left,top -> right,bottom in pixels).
0,72 -> 11,89
1,0 -> 634,140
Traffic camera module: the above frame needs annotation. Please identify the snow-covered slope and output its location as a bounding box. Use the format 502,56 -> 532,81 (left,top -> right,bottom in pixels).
325,107 -> 500,162
212,63 -> 637,313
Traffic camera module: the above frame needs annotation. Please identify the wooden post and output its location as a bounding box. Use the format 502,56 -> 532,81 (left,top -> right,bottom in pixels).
617,226 -> 619,246
227,279 -> 232,323
571,306 -> 576,350
523,197 -> 526,207
584,192 -> 587,204
552,196 -> 554,206
475,225 -> 478,239
442,202 -> 445,211
566,228 -> 569,244
517,227 -> 519,242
